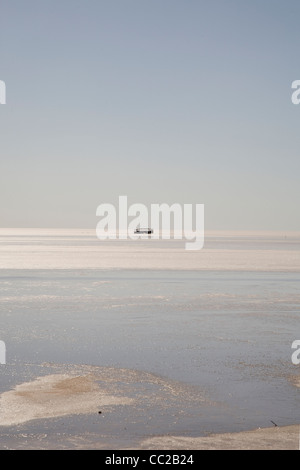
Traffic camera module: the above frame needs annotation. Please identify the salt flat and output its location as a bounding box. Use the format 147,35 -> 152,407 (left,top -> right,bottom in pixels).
0,229 -> 299,449
0,229 -> 299,271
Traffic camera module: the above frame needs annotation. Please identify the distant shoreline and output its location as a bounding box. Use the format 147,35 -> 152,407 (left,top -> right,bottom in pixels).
0,229 -> 299,271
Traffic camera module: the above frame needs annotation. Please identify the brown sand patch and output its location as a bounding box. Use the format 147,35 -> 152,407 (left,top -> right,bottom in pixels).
290,376 -> 300,389
0,374 -> 133,426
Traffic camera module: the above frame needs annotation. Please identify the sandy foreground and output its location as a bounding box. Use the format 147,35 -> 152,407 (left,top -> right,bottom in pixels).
0,371 -> 299,450
138,426 -> 300,451
0,373 -> 133,426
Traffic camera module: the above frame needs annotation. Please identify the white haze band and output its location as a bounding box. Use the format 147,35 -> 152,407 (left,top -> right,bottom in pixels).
96,196 -> 204,251
0,80 -> 6,105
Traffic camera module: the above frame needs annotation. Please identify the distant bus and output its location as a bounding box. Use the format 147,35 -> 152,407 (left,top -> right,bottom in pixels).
134,228 -> 153,234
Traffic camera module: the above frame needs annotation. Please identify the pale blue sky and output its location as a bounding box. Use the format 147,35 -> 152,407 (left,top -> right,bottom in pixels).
1,0 -> 299,229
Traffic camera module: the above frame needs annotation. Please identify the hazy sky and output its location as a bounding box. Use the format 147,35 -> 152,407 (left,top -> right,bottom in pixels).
1,0 -> 299,230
